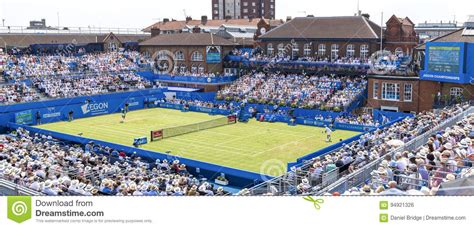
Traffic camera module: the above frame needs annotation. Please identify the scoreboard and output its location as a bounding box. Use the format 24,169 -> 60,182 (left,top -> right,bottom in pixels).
421,42 -> 471,84
427,46 -> 461,73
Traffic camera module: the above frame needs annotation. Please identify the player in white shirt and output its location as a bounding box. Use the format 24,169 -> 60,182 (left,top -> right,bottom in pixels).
325,125 -> 332,142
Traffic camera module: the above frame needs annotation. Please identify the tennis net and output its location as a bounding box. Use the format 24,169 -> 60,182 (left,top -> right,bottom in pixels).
151,115 -> 236,141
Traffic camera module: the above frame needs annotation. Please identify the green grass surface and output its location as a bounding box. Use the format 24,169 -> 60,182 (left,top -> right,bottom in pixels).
37,108 -> 360,176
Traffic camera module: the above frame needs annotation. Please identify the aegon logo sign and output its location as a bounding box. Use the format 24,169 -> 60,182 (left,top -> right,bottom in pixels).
81,102 -> 109,115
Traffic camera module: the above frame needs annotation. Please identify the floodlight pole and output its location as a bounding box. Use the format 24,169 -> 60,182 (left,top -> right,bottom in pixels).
380,12 -> 384,52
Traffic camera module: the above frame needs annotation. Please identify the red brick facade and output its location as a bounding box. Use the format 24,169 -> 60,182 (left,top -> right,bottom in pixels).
384,15 -> 419,55
368,76 -> 474,113
139,45 -> 234,74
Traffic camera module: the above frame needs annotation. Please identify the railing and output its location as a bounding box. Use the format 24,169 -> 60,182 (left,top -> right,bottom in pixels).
0,25 -> 145,35
249,104 -> 473,195
154,74 -> 238,84
0,179 -> 43,196
316,105 -> 474,195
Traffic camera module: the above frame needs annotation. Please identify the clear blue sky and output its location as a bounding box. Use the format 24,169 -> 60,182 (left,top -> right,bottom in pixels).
0,0 -> 470,28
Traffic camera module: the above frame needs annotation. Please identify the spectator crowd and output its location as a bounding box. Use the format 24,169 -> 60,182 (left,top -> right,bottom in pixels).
0,128 -> 228,196
0,82 -> 41,104
33,72 -> 152,99
248,103 -> 472,195
217,73 -> 366,110
1,51 -> 147,80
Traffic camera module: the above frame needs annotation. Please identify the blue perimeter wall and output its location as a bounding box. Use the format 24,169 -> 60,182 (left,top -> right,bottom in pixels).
6,123 -> 269,188
0,89 -> 413,186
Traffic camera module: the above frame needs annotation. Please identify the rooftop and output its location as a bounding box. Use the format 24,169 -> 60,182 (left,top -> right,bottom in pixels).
139,33 -> 237,46
259,16 -> 382,40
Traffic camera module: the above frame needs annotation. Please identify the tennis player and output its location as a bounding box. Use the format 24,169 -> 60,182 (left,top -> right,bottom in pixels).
120,108 -> 127,123
325,125 -> 332,142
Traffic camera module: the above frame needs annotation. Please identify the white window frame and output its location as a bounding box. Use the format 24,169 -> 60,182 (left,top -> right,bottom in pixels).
450,87 -> 463,97
382,82 -> 400,101
175,51 -> 184,61
277,43 -> 285,55
292,42 -> 299,57
373,82 -> 379,99
198,65 -> 205,74
267,43 -> 274,55
318,44 -> 326,56
303,43 -> 312,56
191,65 -> 198,74
404,83 -> 413,102
191,51 -> 203,61
331,44 -> 339,60
395,47 -> 404,56
346,44 -> 355,58
360,44 -> 369,59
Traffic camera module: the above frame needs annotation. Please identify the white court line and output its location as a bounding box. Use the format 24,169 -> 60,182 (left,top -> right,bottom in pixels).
250,134 -> 320,157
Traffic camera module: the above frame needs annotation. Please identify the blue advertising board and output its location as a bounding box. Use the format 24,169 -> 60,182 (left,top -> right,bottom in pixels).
206,46 -> 222,63
421,42 -> 471,84
133,136 -> 148,146
15,110 -> 33,125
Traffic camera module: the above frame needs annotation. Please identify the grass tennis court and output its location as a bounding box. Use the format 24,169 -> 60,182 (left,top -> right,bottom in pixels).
37,108 -> 360,176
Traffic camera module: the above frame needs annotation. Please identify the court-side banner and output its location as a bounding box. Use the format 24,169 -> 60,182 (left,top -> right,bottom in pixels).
0,196 -> 471,228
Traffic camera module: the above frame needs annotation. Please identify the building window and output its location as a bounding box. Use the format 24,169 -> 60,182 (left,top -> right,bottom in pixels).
346,44 -> 355,58
292,42 -> 299,57
191,51 -> 203,61
382,83 -> 400,101
277,43 -> 285,54
191,65 -> 198,74
243,8 -> 248,13
395,47 -> 403,56
179,64 -> 187,73
404,83 -> 412,102
109,42 -> 117,51
373,82 -> 379,99
303,43 -> 312,56
331,44 -> 339,60
198,65 -> 205,74
175,51 -> 184,61
360,44 -> 369,59
450,87 -> 463,97
318,44 -> 326,56
267,43 -> 274,55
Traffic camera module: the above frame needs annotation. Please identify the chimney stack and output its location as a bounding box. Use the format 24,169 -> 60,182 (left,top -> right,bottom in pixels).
186,16 -> 192,23
201,15 -> 208,25
286,16 -> 292,22
163,18 -> 170,23
192,25 -> 201,33
151,27 -> 161,37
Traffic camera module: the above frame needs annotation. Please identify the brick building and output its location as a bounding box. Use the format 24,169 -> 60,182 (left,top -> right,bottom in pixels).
139,33 -> 237,75
368,27 -> 474,113
0,32 -> 149,52
256,15 -> 419,60
384,15 -> 419,55
211,0 -> 276,20
257,16 -> 383,60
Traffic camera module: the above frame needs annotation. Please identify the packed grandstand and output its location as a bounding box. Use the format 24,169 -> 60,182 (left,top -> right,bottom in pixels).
0,49 -> 473,196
